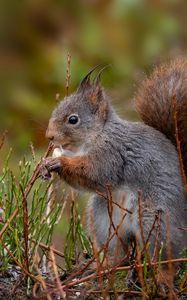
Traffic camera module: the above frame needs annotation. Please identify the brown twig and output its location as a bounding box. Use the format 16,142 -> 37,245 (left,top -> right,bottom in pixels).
0,143 -> 53,285
137,192 -> 159,291
20,185 -> 29,277
49,247 -> 66,299
96,189 -> 132,214
33,282 -> 53,300
135,238 -> 148,299
32,258 -> 53,300
137,192 -> 146,248
1,240 -> 43,283
70,288 -> 142,297
106,185 -> 129,256
24,142 -> 53,197
56,257 -> 187,291
30,142 -> 36,162
165,213 -> 177,300
0,143 -> 53,241
61,210 -> 128,287
0,130 -> 8,150
152,211 -> 161,262
142,210 -> 161,258
32,240 -> 66,259
172,93 -> 187,191
66,53 -> 71,96
0,207 -> 18,240
11,274 -> 24,294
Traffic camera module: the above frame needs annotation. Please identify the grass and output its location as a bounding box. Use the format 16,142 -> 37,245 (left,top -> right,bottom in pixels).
0,148 -> 61,271
64,199 -> 91,270
0,144 -> 186,299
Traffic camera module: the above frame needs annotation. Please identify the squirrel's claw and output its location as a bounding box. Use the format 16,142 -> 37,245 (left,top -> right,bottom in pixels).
39,157 -> 62,180
40,167 -> 51,181
46,157 -> 62,171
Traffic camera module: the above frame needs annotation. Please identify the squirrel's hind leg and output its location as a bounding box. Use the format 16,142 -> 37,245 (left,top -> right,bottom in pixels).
87,194 -> 134,266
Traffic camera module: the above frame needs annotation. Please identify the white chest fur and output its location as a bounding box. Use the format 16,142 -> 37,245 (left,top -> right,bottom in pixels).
52,145 -> 87,158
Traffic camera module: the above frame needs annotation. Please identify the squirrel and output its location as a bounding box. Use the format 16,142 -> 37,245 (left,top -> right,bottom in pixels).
40,58 -> 187,268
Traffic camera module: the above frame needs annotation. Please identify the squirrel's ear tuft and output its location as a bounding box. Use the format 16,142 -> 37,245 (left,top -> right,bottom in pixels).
77,65 -> 109,119
89,65 -> 111,105
94,65 -> 110,86
77,65 -> 102,93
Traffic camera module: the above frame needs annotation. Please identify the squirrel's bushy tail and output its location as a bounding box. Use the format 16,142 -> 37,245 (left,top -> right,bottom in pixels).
135,58 -> 187,178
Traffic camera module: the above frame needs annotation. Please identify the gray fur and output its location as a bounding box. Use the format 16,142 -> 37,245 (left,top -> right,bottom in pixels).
46,79 -> 187,262
86,109 -> 187,260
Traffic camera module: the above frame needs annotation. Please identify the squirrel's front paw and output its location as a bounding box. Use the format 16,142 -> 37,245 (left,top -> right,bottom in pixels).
39,157 -> 62,180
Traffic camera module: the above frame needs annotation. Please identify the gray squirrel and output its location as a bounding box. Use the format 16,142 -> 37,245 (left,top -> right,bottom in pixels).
40,58 -> 187,267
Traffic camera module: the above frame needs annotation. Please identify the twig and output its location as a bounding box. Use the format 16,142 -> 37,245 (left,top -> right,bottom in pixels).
1,240 -> 43,283
20,186 -> 29,277
106,185 -> 129,255
152,211 -> 161,262
0,143 -> 53,283
70,288 -> 142,297
165,213 -> 177,300
0,130 -> 8,150
33,240 -> 65,257
33,252 -> 55,299
172,93 -> 187,191
0,208 -> 18,240
66,53 -> 71,96
96,189 -> 132,214
61,257 -> 187,289
61,210 -> 128,287
137,192 -> 159,291
33,282 -> 53,300
30,142 -> 36,162
24,142 -> 53,197
143,210 -> 161,258
135,239 -> 148,299
0,143 -> 53,241
49,247 -> 66,299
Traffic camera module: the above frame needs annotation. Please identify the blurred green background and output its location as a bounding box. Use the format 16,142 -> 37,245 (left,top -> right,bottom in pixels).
1,0 -> 187,255
1,0 -> 187,159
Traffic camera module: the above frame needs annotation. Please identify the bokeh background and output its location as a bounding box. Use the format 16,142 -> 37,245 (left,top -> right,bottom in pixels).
1,0 -> 187,160
1,0 -> 187,251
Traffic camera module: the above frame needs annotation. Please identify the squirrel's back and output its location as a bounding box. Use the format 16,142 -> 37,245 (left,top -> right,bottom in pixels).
135,58 -> 187,179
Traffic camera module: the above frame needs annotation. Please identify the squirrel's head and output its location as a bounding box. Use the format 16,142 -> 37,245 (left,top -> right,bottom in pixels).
46,67 -> 109,152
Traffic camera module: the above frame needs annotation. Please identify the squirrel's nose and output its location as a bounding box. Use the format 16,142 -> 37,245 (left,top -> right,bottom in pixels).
48,135 -> 54,141
46,128 -> 54,141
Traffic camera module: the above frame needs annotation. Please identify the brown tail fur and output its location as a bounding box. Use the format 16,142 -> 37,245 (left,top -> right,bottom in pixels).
135,58 -> 187,179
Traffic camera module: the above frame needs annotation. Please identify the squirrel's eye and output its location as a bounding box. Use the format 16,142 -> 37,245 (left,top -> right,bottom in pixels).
68,115 -> 79,125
